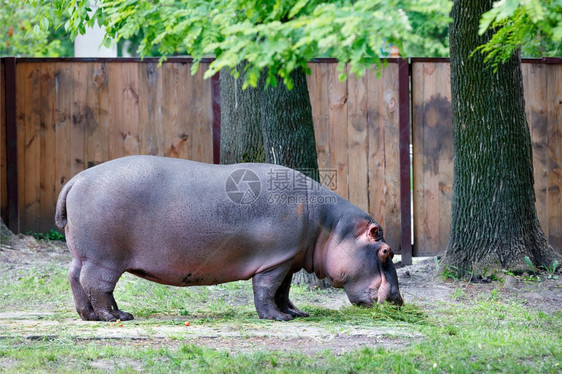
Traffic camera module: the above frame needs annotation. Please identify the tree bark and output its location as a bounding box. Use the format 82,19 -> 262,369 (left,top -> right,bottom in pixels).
445,0 -> 561,275
219,64 -> 329,288
219,63 -> 266,164
262,68 -> 319,177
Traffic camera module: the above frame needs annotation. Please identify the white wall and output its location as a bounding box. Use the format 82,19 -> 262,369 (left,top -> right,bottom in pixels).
73,4 -> 117,57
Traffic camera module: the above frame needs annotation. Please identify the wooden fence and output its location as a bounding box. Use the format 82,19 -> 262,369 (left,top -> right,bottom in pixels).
1,57 -> 561,259
412,59 -> 562,255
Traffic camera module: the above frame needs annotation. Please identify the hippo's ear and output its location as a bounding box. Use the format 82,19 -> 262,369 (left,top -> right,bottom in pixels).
366,224 -> 381,242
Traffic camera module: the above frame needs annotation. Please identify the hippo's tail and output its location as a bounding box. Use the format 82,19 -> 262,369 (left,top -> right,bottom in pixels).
55,178 -> 77,229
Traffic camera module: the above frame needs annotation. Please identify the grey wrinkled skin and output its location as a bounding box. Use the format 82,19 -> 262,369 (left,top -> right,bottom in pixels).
55,155 -> 403,322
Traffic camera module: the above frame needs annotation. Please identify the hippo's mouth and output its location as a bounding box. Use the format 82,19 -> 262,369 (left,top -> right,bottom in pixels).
355,282 -> 402,307
353,287 -> 378,308
355,300 -> 373,308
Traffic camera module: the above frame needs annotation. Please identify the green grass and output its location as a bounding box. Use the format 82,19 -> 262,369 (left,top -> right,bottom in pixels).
0,257 -> 560,373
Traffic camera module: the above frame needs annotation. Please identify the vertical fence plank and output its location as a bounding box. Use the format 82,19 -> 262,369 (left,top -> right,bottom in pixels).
544,63 -> 562,250
108,63 -> 138,158
211,69 -> 221,164
411,61 -> 453,256
70,63 -> 87,178
39,63 -> 57,232
524,63 -> 549,240
19,63 -> 41,232
435,64 -> 453,256
308,63 -> 330,176
196,62 -> 213,163
3,58 -> 19,232
382,64 -> 401,254
421,63 -> 439,254
161,64 -> 179,158
327,64 -> 348,199
0,59 -> 6,225
85,62 -> 110,168
412,62 -> 425,255
124,63 -> 140,156
138,62 -> 161,156
367,67 -> 386,231
346,66 -> 369,212
366,64 -> 401,252
54,63 -> 72,225
398,59 -> 412,263
176,63 -> 193,160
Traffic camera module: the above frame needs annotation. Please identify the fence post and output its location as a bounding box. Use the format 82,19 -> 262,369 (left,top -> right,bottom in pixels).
398,58 -> 412,265
4,58 -> 19,233
211,72 -> 221,164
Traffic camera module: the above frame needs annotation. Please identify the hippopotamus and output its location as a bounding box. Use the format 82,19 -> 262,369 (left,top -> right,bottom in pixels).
55,155 -> 402,321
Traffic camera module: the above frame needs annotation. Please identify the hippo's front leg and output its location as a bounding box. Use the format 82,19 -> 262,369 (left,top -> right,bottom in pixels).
252,264 -> 294,321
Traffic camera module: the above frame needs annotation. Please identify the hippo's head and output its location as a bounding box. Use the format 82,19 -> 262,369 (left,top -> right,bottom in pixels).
325,219 -> 403,307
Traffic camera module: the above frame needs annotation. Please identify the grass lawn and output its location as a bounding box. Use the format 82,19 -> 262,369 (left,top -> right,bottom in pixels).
0,239 -> 560,373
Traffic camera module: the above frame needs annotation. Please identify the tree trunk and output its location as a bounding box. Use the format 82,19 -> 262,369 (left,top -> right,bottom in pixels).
445,0 -> 561,275
262,68 -> 319,177
219,64 -> 329,288
219,63 -> 266,164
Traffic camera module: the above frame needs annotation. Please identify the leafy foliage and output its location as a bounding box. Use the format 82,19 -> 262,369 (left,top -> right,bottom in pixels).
477,0 -> 562,66
36,0 -> 451,87
1,0 -> 73,56
398,1 -> 451,57
27,229 -> 66,242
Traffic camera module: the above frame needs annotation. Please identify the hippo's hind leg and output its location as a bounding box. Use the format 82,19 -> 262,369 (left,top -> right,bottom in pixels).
68,258 -> 99,321
252,263 -> 295,321
79,260 -> 133,321
274,273 -> 309,318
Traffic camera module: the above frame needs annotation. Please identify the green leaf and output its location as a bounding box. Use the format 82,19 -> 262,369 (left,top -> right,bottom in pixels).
479,8 -> 500,35
524,0 -> 546,23
191,61 -> 200,76
496,0 -> 521,21
40,17 -> 49,31
524,256 -> 536,271
289,0 -> 310,18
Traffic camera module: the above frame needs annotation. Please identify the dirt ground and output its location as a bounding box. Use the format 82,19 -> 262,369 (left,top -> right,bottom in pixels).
1,235 -> 560,356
